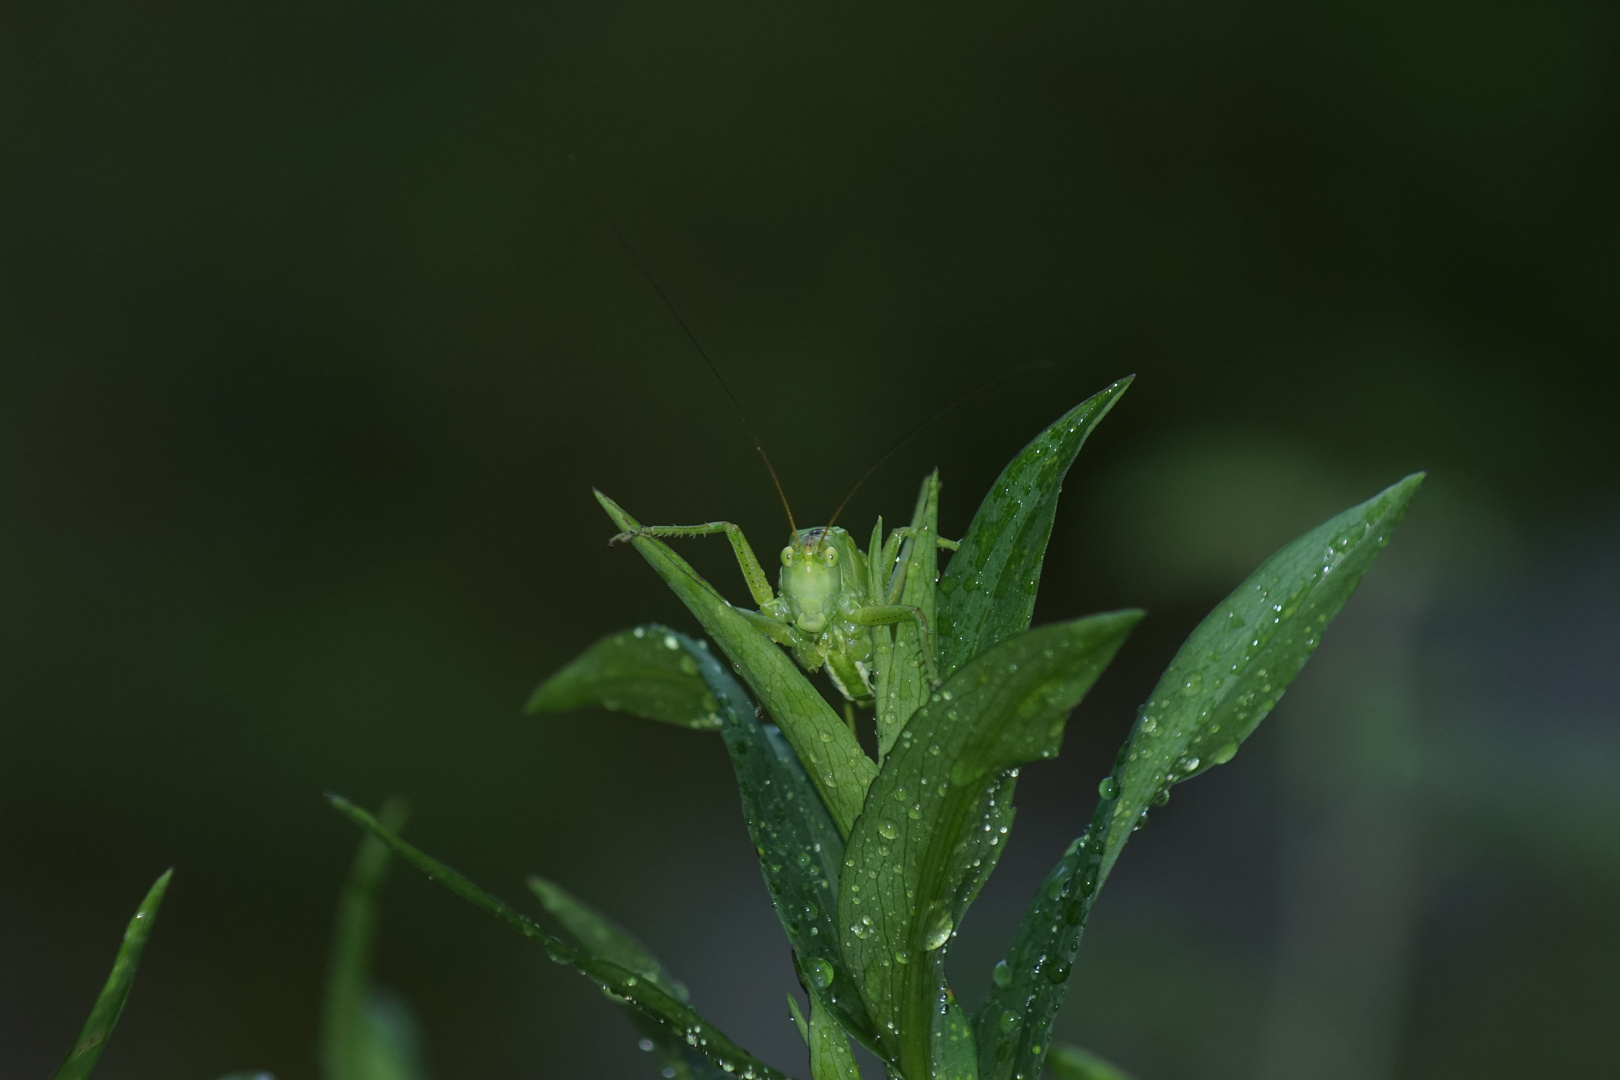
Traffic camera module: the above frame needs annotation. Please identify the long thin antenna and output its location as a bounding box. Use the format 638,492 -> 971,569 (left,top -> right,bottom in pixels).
825,360 -> 1054,529
568,155 -> 797,535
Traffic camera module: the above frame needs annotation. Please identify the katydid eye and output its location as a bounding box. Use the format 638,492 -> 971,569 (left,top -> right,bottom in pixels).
780,547 -> 795,567
822,547 -> 839,567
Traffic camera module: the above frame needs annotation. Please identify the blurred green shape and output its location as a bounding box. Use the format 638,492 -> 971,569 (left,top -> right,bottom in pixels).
52,868 -> 172,1080
841,612 -> 1141,1080
974,474 -> 1423,1080
936,377 -> 1132,680
321,797 -> 428,1080
596,490 -> 876,837
527,624 -> 722,730
328,796 -> 790,1080
1045,1043 -> 1137,1080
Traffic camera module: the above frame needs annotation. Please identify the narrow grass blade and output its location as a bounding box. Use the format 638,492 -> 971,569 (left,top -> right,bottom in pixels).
596,491 -> 876,837
975,474 -> 1423,1080
527,626 -> 722,730
52,868 -> 173,1080
321,798 -> 427,1080
1046,1043 -> 1138,1080
327,796 -> 793,1080
529,876 -> 727,1079
936,378 -> 1132,679
874,472 -> 940,759
840,613 -> 1141,1079
678,632 -> 882,1055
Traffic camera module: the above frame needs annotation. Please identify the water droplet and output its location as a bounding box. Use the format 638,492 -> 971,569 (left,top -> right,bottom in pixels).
1097,776 -> 1119,799
923,909 -> 954,950
639,1038 -> 655,1052
808,958 -> 835,988
879,820 -> 898,840
907,805 -> 922,820
894,949 -> 911,965
1210,741 -> 1238,765
796,851 -> 811,868
999,1009 -> 1021,1034
664,633 -> 680,650
992,959 -> 1013,987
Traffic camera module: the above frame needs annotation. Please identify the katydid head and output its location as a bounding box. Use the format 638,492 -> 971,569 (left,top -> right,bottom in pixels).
779,527 -> 843,634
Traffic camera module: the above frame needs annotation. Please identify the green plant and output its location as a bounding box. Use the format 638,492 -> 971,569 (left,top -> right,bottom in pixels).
328,376 -> 1423,1080
45,378 -> 1418,1079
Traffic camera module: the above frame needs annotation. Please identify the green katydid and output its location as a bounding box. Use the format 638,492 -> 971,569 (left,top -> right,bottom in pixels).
607,494 -> 959,709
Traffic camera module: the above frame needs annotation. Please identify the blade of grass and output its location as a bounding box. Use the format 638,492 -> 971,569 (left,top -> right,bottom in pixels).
321,796 -> 427,1080
936,378 -> 1132,679
52,869 -> 173,1080
527,626 -> 722,730
840,612 -> 1141,1078
975,474 -> 1423,1080
596,491 -> 876,836
327,796 -> 793,1080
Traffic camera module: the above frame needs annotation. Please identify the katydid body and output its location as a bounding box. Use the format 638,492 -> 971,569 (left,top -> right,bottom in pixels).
610,515 -> 956,706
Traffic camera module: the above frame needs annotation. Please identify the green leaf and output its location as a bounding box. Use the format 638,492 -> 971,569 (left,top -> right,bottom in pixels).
874,472 -> 941,759
974,474 -> 1423,1080
527,625 -> 722,730
327,796 -> 792,1080
792,959 -> 864,1080
679,631 -> 883,1056
321,798 -> 429,1080
936,378 -> 1132,680
596,491 -> 876,837
528,875 -> 729,1080
528,875 -> 689,1001
526,623 -> 878,1055
839,612 -> 1141,1079
53,868 -> 173,1080
1100,472 -> 1424,881
1045,1043 -> 1138,1080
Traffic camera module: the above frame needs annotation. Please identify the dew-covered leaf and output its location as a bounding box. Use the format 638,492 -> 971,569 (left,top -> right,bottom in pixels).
320,798 -> 429,1080
874,472 -> 941,759
328,797 -> 791,1080
936,378 -> 1132,679
596,491 -> 876,836
529,875 -> 689,1001
1099,472 -> 1423,881
529,874 -> 732,1080
840,612 -> 1140,1079
53,869 -> 172,1080
677,631 -> 882,1056
1045,1043 -> 1138,1080
527,625 -> 722,730
974,474 -> 1422,1080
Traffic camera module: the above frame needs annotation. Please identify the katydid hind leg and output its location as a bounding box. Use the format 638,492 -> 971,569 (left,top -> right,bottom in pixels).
611,520 -> 776,607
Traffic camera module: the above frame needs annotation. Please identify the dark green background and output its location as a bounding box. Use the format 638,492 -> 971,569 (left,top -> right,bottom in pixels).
3,2 -> 1616,1078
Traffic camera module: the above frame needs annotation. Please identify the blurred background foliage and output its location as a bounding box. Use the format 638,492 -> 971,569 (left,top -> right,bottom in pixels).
1,1 -> 1616,1077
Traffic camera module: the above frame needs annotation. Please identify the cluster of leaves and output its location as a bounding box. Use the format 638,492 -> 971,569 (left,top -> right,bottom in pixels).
360,378 -> 1414,1080
48,378 -> 1419,1080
